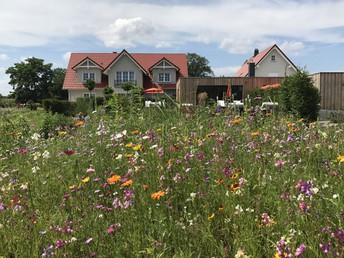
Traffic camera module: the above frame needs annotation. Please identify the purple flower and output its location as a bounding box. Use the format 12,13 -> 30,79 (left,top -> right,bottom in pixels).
0,203 -> 5,211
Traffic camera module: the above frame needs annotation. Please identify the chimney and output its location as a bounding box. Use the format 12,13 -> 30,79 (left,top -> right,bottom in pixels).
254,48 -> 259,57
248,61 -> 255,77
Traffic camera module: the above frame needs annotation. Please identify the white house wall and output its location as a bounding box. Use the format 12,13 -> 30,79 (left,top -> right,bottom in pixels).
255,49 -> 296,77
68,88 -> 104,102
76,68 -> 102,83
152,68 -> 177,83
107,55 -> 143,88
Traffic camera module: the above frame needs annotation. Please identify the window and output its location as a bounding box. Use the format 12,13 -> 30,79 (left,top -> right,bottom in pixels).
116,71 -> 135,86
83,93 -> 96,98
271,55 -> 276,61
158,73 -> 171,82
82,72 -> 96,81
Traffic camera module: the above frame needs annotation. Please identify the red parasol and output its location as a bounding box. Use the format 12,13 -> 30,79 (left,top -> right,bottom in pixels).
260,83 -> 280,90
144,87 -> 165,94
226,84 -> 231,98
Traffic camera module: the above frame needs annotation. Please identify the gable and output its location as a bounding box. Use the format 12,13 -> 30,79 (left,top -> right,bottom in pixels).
150,58 -> 179,71
104,50 -> 147,75
73,57 -> 103,70
235,44 -> 298,77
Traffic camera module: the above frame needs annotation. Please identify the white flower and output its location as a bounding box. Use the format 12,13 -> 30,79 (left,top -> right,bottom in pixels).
70,237 -> 77,242
31,133 -> 40,140
32,166 -> 40,173
333,194 -> 339,199
115,154 -> 123,160
42,150 -> 50,159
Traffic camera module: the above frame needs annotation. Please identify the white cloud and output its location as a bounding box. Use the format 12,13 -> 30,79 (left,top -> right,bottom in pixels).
279,41 -> 305,56
219,38 -> 255,54
0,54 -> 9,61
213,66 -> 242,77
63,52 -> 71,63
97,18 -> 155,48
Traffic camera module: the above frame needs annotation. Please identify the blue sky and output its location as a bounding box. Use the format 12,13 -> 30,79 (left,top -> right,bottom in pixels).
1,0 -> 344,95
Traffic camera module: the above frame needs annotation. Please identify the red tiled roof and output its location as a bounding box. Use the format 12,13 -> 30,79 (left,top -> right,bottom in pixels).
63,51 -> 188,90
235,45 -> 274,77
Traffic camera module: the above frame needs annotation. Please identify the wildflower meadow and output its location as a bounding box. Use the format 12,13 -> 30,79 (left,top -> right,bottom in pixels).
0,105 -> 343,257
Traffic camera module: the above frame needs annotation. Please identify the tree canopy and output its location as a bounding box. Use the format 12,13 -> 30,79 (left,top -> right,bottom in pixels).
187,53 -> 214,77
5,57 -> 65,103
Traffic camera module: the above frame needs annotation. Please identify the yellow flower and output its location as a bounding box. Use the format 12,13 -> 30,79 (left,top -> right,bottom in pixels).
59,131 -> 67,135
208,213 -> 215,220
132,144 -> 142,151
251,132 -> 259,136
81,177 -> 90,183
124,153 -> 133,158
230,173 -> 238,179
121,180 -> 133,187
218,205 -> 224,211
125,142 -> 133,148
151,190 -> 165,200
230,183 -> 240,192
69,185 -> 77,190
337,155 -> 344,163
107,175 -> 121,184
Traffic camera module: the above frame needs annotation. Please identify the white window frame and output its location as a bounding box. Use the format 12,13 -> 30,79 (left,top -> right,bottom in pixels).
116,71 -> 135,86
83,93 -> 96,98
82,72 -> 96,82
158,73 -> 171,82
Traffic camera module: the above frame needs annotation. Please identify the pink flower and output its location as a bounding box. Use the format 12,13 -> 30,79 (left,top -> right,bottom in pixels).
85,237 -> 93,244
86,168 -> 95,173
295,243 -> 306,256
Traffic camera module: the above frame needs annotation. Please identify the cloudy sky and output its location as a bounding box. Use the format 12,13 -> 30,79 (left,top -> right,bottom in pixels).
1,0 -> 344,95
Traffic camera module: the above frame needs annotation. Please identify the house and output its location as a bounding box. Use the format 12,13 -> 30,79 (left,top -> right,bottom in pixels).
63,49 -> 188,101
235,44 -> 298,77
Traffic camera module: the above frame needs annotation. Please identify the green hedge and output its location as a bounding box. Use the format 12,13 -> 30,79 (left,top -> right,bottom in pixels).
42,99 -> 76,116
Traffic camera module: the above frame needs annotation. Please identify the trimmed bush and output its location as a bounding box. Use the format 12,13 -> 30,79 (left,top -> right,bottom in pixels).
279,68 -> 321,121
42,99 -> 76,116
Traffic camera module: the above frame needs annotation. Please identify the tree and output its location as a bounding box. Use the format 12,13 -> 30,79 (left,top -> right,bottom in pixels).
187,53 -> 214,77
6,57 -> 54,103
121,81 -> 134,95
279,68 -> 321,121
50,68 -> 67,100
84,78 -> 95,98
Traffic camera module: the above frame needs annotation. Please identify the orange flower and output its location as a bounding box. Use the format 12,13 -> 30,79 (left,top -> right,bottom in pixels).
75,121 -> 84,126
131,130 -> 140,135
142,184 -> 149,190
121,180 -> 133,187
215,178 -> 224,186
151,190 -> 165,200
251,132 -> 259,136
107,175 -> 121,184
230,183 -> 240,192
232,118 -> 242,124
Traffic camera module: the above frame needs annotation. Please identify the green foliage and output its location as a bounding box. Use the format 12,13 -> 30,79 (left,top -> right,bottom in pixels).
103,86 -> 114,100
39,111 -> 72,138
42,99 -> 76,116
187,53 -> 214,77
75,97 -> 93,115
121,81 -> 135,93
279,68 -> 321,121
5,57 -> 54,103
0,98 -> 16,108
51,68 -> 68,100
83,78 -> 95,94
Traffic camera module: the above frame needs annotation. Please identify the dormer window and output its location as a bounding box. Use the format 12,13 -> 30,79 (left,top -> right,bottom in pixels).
83,72 -> 95,81
271,55 -> 276,61
159,73 -> 170,82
